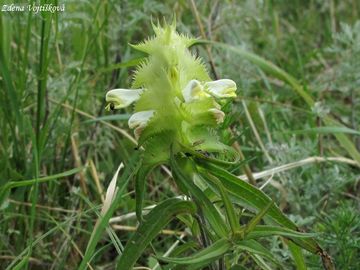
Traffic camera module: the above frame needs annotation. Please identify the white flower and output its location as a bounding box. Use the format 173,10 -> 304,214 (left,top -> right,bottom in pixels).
128,110 -> 155,139
208,108 -> 225,124
204,79 -> 237,98
182,80 -> 210,102
105,88 -> 144,110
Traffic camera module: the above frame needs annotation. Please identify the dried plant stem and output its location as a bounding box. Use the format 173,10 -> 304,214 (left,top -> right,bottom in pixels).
242,100 -> 273,162
9,200 -> 79,214
71,134 -> 88,195
89,159 -> 105,203
239,156 -> 360,181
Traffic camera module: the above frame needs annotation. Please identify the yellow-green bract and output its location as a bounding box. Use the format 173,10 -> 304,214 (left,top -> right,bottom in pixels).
105,22 -> 237,165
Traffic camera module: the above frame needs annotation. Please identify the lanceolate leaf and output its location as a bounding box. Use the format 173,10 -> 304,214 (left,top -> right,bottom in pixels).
236,239 -> 283,267
246,225 -> 316,240
157,238 -> 231,265
198,161 -> 295,228
244,201 -> 273,235
197,161 -> 321,254
250,254 -> 274,270
116,198 -> 196,270
135,163 -> 154,221
245,225 -> 318,254
200,173 -> 240,234
171,156 -> 229,238
245,225 -> 315,239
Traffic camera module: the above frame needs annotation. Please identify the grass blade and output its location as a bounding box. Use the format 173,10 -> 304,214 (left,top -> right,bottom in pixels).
0,168 -> 82,206
78,154 -> 140,270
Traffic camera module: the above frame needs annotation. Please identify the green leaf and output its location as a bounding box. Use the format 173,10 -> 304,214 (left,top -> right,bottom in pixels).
246,225 -> 316,240
157,238 -> 231,265
198,162 -> 294,228
288,241 -> 307,270
244,201 -> 273,235
246,225 -> 316,239
201,173 -> 240,234
250,254 -> 273,270
197,161 -> 321,254
116,198 -> 196,270
135,163 -> 154,221
170,241 -> 199,258
236,239 -> 282,267
245,225 -> 319,255
171,156 -> 229,237
180,142 -> 240,166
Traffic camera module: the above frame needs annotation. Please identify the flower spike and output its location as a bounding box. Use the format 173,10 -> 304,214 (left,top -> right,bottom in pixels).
105,22 -> 237,161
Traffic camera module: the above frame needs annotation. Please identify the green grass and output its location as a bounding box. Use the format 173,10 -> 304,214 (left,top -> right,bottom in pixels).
0,0 -> 359,269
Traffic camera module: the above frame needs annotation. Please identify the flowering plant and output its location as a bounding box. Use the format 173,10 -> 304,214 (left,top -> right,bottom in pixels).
102,22 -> 333,270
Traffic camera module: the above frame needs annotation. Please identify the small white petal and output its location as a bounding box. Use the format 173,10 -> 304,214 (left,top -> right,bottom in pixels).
182,80 -> 210,102
209,108 -> 225,124
204,79 -> 237,98
105,88 -> 144,110
128,110 -> 155,129
128,110 -> 155,139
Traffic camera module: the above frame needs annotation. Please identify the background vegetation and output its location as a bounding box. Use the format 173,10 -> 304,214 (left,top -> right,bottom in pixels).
0,0 -> 359,269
